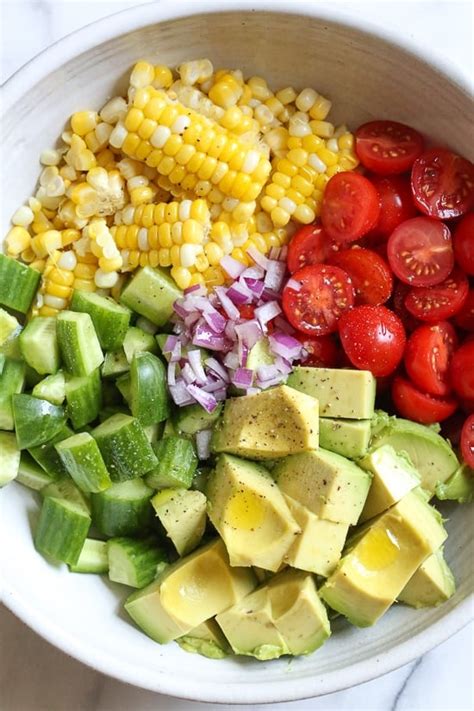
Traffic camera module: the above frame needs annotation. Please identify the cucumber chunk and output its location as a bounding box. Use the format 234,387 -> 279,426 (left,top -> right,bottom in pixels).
0,254 -> 41,313
32,371 -> 66,405
101,349 -> 129,379
130,352 -> 170,426
108,536 -> 167,588
57,311 -> 104,376
0,358 -> 26,430
56,431 -> 112,493
120,266 -> 182,326
116,374 -> 131,405
29,424 -> 74,479
65,368 -> 102,429
0,354 -> 5,375
146,436 -> 197,489
135,316 -> 158,335
19,316 -> 60,375
0,308 -> 20,346
176,402 -> 223,435
42,476 -> 91,511
123,327 -> 158,363
70,290 -> 131,350
92,413 -> 157,482
0,431 -> 21,486
16,453 -> 54,490
91,478 -> 154,537
69,538 -> 109,573
13,394 -> 67,449
35,496 -> 91,565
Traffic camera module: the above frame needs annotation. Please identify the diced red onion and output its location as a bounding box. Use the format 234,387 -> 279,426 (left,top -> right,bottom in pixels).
173,300 -> 189,319
187,349 -> 207,385
257,363 -> 280,381
167,361 -> 177,386
205,357 -> 230,383
186,384 -> 218,413
202,305 -> 226,334
269,247 -> 280,260
264,260 -> 286,291
246,245 -> 270,270
196,429 -> 212,460
224,319 -> 237,342
232,367 -> 254,388
184,312 -> 201,329
170,381 -> 195,405
184,284 -> 206,296
274,355 -> 293,375
193,320 -> 227,350
246,387 -> 261,396
213,387 -> 228,401
224,351 -> 240,370
258,373 -> 287,388
279,246 -> 288,261
181,363 -> 197,385
215,286 -> 240,320
286,278 -> 302,292
235,320 -> 262,349
241,265 -> 265,281
243,278 -> 265,299
238,340 -> 249,367
254,301 -> 281,328
203,377 -> 227,392
221,255 -> 247,279
269,332 -> 303,360
227,280 -> 252,305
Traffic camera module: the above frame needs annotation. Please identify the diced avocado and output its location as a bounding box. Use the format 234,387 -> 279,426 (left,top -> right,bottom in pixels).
358,445 -> 420,522
207,454 -> 300,571
398,548 -> 455,608
319,489 -> 447,627
212,385 -> 319,460
319,418 -> 371,459
0,308 -> 20,346
0,431 -> 21,487
274,449 -> 371,525
435,463 -> 474,504
283,495 -> 349,576
120,266 -> 182,326
371,417 -> 459,494
177,619 -> 232,659
176,402 -> 223,435
287,367 -> 376,419
122,326 -> 158,363
151,488 -> 207,556
246,338 -> 274,370
125,539 -> 256,643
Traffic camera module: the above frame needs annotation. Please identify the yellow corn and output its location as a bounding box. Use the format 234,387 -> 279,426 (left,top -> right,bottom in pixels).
38,250 -> 75,315
6,226 -> 32,256
69,167 -> 125,219
84,219 -> 123,273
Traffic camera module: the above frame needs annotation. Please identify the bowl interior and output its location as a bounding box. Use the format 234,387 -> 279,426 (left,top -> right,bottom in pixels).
1,7 -> 473,704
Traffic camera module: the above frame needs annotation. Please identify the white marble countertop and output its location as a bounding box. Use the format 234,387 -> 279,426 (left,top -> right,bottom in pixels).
1,1 -> 473,709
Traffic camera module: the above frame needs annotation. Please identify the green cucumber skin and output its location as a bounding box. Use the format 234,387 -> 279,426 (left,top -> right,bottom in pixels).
19,317 -> 60,375
92,414 -> 158,482
101,349 -> 130,379
57,311 -> 104,376
146,436 -> 197,489
120,266 -> 182,326
0,254 -> 41,314
70,290 -> 131,351
35,496 -> 91,565
65,368 -> 102,429
13,394 -> 67,450
116,374 -> 131,405
69,538 -> 109,574
130,352 -> 170,427
32,371 -> 66,405
56,432 -> 112,493
176,402 -> 223,435
0,431 -> 21,487
108,536 -> 167,588
16,453 -> 54,490
42,477 -> 91,511
91,479 -> 154,537
123,327 -> 158,363
0,358 -> 26,430
28,424 -> 74,479
0,354 -> 5,375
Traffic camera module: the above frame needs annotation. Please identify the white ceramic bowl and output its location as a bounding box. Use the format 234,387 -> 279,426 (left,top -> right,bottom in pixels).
1,1 -> 473,704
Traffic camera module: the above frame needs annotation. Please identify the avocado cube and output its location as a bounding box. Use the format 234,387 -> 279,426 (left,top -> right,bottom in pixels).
319,418 -> 371,459
398,548 -> 455,608
287,367 -> 376,419
177,619 -> 231,659
151,488 -> 207,556
435,463 -> 474,504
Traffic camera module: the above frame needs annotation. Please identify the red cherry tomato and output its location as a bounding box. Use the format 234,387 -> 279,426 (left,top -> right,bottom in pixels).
298,335 -> 339,367
453,213 -> 474,275
238,304 -> 256,320
355,120 -> 424,175
411,148 -> 474,220
404,267 -> 469,322
327,247 -> 393,305
282,265 -> 354,336
287,223 -> 334,274
369,174 -> 417,238
454,290 -> 474,332
450,341 -> 474,402
404,322 -> 458,397
391,281 -> 420,332
460,415 -> 474,468
338,304 -> 406,377
392,376 -> 458,424
387,217 -> 453,287
321,172 -> 380,244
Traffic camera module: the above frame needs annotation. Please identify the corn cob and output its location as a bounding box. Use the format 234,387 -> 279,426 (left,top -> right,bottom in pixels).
37,250 -> 76,316
68,167 -> 125,219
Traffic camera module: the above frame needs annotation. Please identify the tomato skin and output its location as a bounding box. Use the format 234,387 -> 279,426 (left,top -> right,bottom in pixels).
238,304 -> 256,320
460,414 -> 474,467
355,120 -> 424,175
369,174 -> 417,238
338,305 -> 406,377
391,376 -> 458,424
298,335 -> 339,367
387,217 -> 453,287
404,267 -> 469,322
282,265 -> 355,336
454,290 -> 474,332
411,148 -> 474,220
328,247 -> 393,305
391,281 -> 421,332
404,321 -> 458,397
450,342 -> 474,402
321,172 -> 380,244
453,213 -> 474,275
287,223 -> 334,274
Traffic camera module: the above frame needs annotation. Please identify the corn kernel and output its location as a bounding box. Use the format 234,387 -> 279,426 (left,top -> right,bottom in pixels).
171,266 -> 192,290
204,242 -> 224,266
154,64 -> 173,89
158,248 -> 171,267
293,203 -> 316,223
71,111 -> 98,136
6,226 -> 31,255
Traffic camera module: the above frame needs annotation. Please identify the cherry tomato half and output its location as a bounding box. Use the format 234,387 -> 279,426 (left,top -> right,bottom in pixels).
404,321 -> 458,397
454,290 -> 474,332
238,304 -> 256,320
282,265 -> 354,336
453,212 -> 474,275
460,415 -> 474,468
411,148 -> 474,220
450,341 -> 474,402
391,376 -> 458,424
369,174 -> 417,238
355,120 -> 424,175
298,335 -> 339,367
404,267 -> 469,322
338,304 -> 406,377
287,223 -> 334,274
328,247 -> 393,305
387,217 -> 453,287
321,172 -> 380,244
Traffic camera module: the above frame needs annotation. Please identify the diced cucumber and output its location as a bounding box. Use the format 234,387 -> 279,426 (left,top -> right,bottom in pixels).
98,405 -> 130,422
130,352 -> 170,426
108,536 -> 167,588
101,349 -> 129,379
0,327 -> 22,359
69,538 -> 109,574
136,316 -> 158,335
56,432 -> 112,493
144,421 -> 165,444
57,311 -> 104,376
16,453 -> 54,490
155,333 -> 169,353
35,496 -> 91,565
91,478 -> 154,537
42,476 -> 91,511
70,290 -> 131,351
176,402 -> 223,435
123,327 -> 158,363
32,371 -> 66,405
0,254 -> 41,314
191,467 -> 211,494
0,431 -> 21,486
13,394 -> 67,449
146,436 -> 197,489
29,424 -> 74,479
92,413 -> 157,482
162,418 -> 177,438
0,358 -> 26,430
116,374 -> 131,404
120,266 -> 182,326
102,380 -> 123,407
24,364 -> 43,388
0,308 -> 20,345
65,368 -> 102,429
0,354 -> 5,375
19,316 -> 60,375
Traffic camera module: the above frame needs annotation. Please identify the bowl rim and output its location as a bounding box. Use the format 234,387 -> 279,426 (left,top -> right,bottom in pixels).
1,0 -> 473,703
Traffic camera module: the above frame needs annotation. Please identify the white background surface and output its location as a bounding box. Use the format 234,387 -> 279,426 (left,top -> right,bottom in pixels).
1,1 -> 473,709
